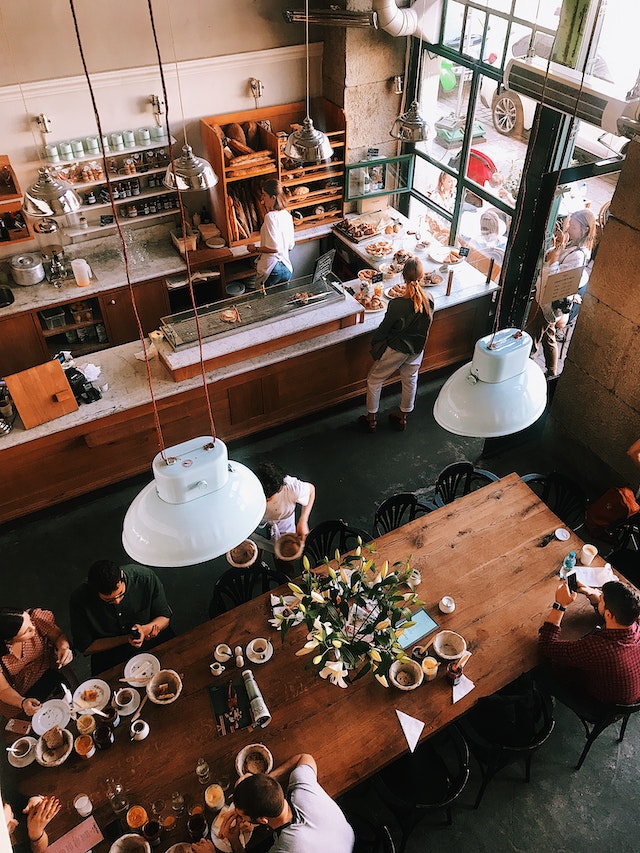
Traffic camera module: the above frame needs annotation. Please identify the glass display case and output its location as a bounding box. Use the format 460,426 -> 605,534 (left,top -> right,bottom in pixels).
345,154 -> 414,203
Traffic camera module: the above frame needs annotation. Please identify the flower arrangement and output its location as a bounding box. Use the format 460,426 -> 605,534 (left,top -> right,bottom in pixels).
275,543 -> 423,688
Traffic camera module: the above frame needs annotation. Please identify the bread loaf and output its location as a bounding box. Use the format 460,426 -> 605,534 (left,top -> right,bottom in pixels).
291,186 -> 310,197
224,123 -> 247,146
43,725 -> 64,750
242,121 -> 259,149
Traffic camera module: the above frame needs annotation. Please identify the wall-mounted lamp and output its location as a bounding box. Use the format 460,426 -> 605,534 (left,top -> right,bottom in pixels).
392,75 -> 404,95
149,94 -> 165,126
249,78 -> 264,108
35,113 -> 52,134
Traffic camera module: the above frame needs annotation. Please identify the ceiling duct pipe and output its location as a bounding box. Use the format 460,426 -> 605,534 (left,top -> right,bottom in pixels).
373,0 -> 442,40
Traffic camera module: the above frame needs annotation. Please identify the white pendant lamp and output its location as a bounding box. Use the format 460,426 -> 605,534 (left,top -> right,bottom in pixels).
284,0 -> 332,163
433,329 -> 547,438
122,437 -> 266,567
163,143 -> 218,191
23,167 -> 82,217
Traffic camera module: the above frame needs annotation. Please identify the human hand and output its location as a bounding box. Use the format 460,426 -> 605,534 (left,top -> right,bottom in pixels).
217,807 -> 244,842
191,841 -> 215,853
26,795 -> 61,840
296,519 -> 309,540
555,580 -> 577,607
22,697 -> 41,716
246,243 -> 258,255
578,583 -> 601,607
56,642 -> 73,667
129,624 -> 145,648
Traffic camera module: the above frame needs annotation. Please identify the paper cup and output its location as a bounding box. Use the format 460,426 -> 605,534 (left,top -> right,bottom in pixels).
580,544 -> 598,566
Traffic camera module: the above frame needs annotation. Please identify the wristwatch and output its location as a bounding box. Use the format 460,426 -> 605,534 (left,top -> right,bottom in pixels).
552,601 -> 566,612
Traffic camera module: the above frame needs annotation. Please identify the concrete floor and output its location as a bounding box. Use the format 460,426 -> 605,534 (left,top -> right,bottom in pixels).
2,373 -> 639,851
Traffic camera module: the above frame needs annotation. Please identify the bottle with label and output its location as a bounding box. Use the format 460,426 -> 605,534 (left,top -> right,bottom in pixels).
195,757 -> 210,785
560,551 -> 576,578
241,670 -> 271,728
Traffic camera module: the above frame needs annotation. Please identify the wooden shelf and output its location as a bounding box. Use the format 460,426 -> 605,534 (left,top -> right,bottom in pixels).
64,209 -> 178,238
63,165 -> 170,193
43,136 -> 175,167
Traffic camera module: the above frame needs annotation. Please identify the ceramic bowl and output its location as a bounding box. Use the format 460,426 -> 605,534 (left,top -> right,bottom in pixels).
146,669 -> 182,705
433,630 -> 467,661
226,539 -> 258,568
109,834 -> 151,853
389,659 -> 424,691
235,743 -> 274,776
274,532 -> 304,561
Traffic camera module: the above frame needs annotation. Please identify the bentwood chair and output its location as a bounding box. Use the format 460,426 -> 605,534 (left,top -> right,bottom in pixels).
434,461 -> 499,506
303,519 -> 372,568
372,725 -> 470,853
605,513 -> 640,587
520,472 -> 587,531
208,562 -> 289,618
373,493 -> 439,536
456,677 -> 554,806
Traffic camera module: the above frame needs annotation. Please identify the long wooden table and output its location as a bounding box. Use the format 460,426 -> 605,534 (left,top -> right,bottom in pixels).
15,473 -> 600,850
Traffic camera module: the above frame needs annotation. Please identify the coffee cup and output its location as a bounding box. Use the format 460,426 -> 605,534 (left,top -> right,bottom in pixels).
421,656 -> 439,681
12,737 -> 32,759
74,734 -> 95,759
77,713 -> 96,735
115,688 -> 134,709
439,595 -> 456,614
205,783 -> 225,814
580,544 -> 598,566
251,638 -> 270,660
210,662 -> 225,677
130,719 -> 150,741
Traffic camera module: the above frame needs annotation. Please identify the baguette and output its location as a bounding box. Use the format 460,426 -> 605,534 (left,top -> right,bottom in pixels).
226,150 -> 273,166
224,123 -> 247,146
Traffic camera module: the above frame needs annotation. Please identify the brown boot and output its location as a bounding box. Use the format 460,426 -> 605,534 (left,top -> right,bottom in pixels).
358,413 -> 377,433
389,409 -> 407,431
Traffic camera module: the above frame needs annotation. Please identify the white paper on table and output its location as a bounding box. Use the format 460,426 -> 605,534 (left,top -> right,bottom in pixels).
452,674 -> 475,703
81,363 -> 101,381
575,563 -> 617,587
46,816 -> 103,853
396,709 -> 425,752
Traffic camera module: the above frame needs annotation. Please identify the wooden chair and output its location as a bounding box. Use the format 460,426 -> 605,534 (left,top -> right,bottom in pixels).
520,472 -> 586,531
373,493 -> 438,536
303,519 -> 371,568
372,725 -> 470,853
208,562 -> 289,618
434,461 -> 500,506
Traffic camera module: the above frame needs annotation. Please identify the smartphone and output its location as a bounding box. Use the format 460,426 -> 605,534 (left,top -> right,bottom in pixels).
567,570 -> 579,593
130,627 -> 140,640
5,718 -> 31,735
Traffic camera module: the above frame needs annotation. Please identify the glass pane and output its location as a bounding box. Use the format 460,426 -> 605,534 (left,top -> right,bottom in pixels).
413,52 -> 470,169
513,0 -> 558,27
407,195 -> 453,246
461,9 -> 486,60
443,1 -> 467,51
595,0 -> 640,92
458,206 -> 511,282
483,15 -> 508,67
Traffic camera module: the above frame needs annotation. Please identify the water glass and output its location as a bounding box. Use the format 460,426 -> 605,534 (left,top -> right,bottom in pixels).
171,791 -> 185,815
187,813 -> 208,841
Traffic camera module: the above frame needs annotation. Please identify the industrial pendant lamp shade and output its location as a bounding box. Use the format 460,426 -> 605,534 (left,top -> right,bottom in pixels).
433,329 -> 547,438
390,100 -> 429,142
122,437 -> 266,567
284,116 -> 333,163
163,144 -> 218,191
22,167 -> 82,217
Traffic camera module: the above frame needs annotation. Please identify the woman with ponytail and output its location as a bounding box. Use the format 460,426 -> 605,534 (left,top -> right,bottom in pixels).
359,257 -> 434,432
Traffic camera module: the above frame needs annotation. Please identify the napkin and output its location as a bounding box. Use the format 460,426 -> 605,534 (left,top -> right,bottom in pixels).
396,709 -> 424,752
452,674 -> 475,703
269,594 -> 303,630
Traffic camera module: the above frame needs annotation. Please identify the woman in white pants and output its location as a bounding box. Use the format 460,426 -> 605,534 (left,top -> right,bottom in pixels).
359,258 -> 434,432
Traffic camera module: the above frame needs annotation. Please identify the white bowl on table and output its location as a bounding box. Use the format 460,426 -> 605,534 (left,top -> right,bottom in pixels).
433,630 -> 467,661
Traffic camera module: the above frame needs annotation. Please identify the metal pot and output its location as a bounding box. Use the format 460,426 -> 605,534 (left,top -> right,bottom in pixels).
10,252 -> 45,286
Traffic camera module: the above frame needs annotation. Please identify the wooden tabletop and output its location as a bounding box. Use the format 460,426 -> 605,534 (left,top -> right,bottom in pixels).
16,473 -> 600,850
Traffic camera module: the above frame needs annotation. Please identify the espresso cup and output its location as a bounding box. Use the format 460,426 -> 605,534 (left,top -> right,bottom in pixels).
251,638 -> 270,660
205,783 -> 225,814
580,544 -> 598,566
115,688 -> 134,709
73,794 -> 93,817
74,735 -> 95,759
439,595 -> 456,614
130,719 -> 150,741
12,737 -> 32,759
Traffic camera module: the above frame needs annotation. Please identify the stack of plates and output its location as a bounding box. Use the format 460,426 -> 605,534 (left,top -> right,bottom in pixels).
226,282 -> 246,296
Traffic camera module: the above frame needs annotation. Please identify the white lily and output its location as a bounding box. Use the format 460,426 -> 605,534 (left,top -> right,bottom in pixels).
295,639 -> 320,656
375,673 -> 389,688
310,590 -> 325,604
319,659 -> 349,688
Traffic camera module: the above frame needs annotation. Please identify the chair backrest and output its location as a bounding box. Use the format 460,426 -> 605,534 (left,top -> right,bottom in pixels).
461,681 -> 554,753
303,519 -> 371,567
209,562 -> 289,618
521,472 -> 586,531
435,462 -> 499,505
371,825 -> 396,853
373,493 -> 437,536
606,511 -> 640,553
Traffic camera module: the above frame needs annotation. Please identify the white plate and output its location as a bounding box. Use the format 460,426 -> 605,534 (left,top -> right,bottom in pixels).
383,285 -> 406,300
32,699 -> 71,736
211,806 -> 253,853
8,735 -> 37,768
246,639 -> 274,665
166,844 -> 193,853
576,564 -> 617,587
124,653 -> 161,685
114,690 -> 141,717
35,728 -> 73,767
428,245 -> 463,265
73,678 -> 111,711
555,528 -> 571,541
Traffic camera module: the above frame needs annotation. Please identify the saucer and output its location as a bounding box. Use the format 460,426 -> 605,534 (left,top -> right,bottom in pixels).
246,639 -> 273,664
73,678 -> 110,712
113,690 -> 141,716
8,736 -> 37,768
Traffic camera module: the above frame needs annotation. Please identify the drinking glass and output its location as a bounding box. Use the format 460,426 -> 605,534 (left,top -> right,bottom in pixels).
106,779 -> 130,818
171,791 -> 185,815
187,813 -> 208,841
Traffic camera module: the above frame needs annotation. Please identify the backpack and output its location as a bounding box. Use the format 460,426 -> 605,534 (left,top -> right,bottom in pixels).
585,487 -> 640,538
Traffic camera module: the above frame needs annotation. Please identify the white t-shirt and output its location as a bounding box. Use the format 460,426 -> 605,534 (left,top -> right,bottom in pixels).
261,475 -> 312,540
257,209 -> 295,278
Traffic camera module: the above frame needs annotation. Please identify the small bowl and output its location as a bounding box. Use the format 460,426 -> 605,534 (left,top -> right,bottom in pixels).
146,669 -> 183,705
433,630 -> 467,661
226,539 -> 258,568
389,659 -> 424,691
109,834 -> 151,853
226,281 -> 246,297
235,743 -> 274,776
274,533 -> 304,562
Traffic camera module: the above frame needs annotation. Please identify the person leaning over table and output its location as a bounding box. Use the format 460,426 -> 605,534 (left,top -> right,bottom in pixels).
359,257 -> 434,434
0,607 -> 74,719
210,752 -> 355,853
252,461 -> 316,554
538,579 -> 640,705
69,560 -> 174,676
246,178 -> 295,289
4,794 -> 61,852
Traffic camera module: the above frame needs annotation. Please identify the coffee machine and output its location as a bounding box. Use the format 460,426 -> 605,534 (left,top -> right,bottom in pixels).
33,218 -> 66,285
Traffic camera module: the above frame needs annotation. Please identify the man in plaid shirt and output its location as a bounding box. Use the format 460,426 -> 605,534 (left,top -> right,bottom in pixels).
538,580 -> 640,704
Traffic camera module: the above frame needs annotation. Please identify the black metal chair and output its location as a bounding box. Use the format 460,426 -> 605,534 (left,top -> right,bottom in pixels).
208,562 -> 289,618
456,678 -> 554,807
521,472 -> 587,531
372,725 -> 470,853
604,511 -> 640,587
373,493 -> 439,536
434,461 -> 500,506
303,519 -> 372,568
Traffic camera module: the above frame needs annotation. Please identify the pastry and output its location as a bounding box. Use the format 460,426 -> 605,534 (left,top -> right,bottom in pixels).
43,725 -> 64,751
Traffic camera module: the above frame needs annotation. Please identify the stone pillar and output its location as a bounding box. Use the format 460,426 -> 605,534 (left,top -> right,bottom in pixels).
546,139 -> 640,493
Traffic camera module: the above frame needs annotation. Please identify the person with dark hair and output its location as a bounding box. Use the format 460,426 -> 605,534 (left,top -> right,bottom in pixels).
69,561 -> 173,675
0,608 -> 73,719
247,178 -> 295,288
359,257 -> 434,433
4,794 -> 60,852
538,578 -> 640,704
252,462 -> 315,554
217,753 -> 354,853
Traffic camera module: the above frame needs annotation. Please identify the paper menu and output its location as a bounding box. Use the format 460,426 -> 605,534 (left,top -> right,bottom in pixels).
47,816 -> 103,853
